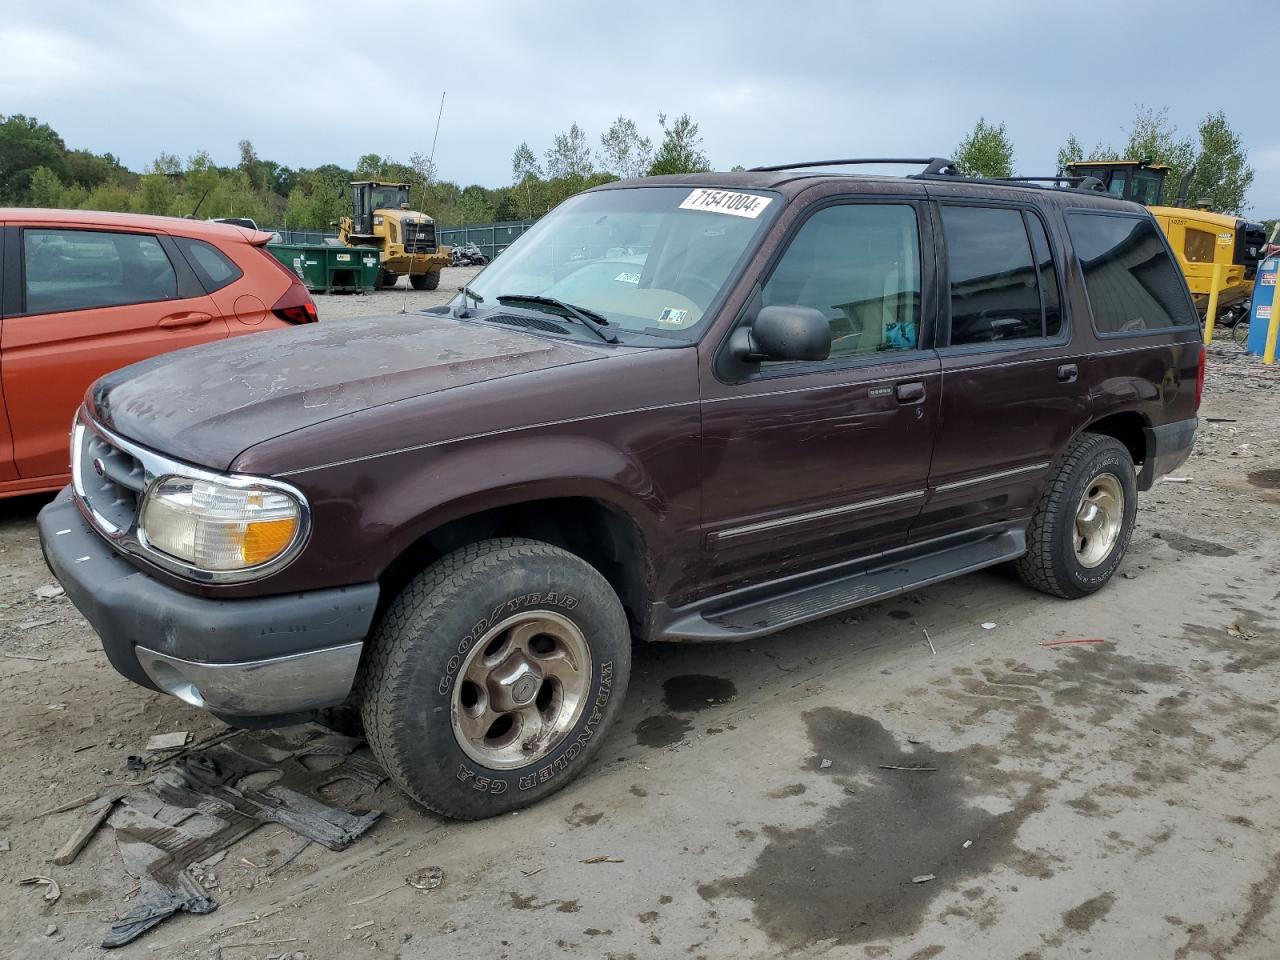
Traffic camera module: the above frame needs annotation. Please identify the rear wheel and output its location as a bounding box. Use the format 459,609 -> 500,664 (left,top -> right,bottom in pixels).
410,271 -> 440,291
1233,318 -> 1251,348
358,538 -> 631,819
1016,433 -> 1137,599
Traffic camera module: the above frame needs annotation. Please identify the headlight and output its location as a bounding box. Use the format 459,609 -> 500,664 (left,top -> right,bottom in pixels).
139,476 -> 305,572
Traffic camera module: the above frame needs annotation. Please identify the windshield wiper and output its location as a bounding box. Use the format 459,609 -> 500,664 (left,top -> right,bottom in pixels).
454,285 -> 484,318
496,294 -> 619,344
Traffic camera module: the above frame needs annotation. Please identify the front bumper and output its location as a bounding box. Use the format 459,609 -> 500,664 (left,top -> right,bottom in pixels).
38,489 -> 379,719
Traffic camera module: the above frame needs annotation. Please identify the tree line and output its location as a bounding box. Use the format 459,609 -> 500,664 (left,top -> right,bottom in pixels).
0,111 -> 709,231
952,106 -> 1257,218
0,106 -> 1268,234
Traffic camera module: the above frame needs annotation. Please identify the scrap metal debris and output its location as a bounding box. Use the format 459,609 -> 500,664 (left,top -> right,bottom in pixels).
407,866 -> 444,891
1039,638 -> 1107,648
19,876 -> 62,902
580,855 -> 624,864
144,731 -> 191,752
100,728 -> 385,949
910,874 -> 936,884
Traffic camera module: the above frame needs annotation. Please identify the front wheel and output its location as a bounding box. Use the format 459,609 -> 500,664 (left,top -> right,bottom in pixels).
1016,433 -> 1137,599
378,270 -> 399,289
410,271 -> 440,291
358,538 -> 631,819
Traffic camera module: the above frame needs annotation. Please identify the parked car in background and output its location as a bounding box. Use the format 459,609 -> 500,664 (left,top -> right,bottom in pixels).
0,209 -> 318,497
40,161 -> 1201,819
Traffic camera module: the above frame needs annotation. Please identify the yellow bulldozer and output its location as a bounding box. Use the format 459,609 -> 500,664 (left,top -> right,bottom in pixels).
337,181 -> 450,290
1065,160 -> 1267,323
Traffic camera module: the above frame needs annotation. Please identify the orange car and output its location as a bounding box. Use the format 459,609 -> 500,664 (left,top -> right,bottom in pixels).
0,209 -> 317,497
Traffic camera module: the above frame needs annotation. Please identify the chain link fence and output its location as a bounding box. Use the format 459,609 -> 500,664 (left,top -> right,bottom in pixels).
438,220 -> 538,260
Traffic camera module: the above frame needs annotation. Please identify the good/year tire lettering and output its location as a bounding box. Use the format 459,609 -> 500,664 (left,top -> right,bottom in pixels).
437,592 -> 582,695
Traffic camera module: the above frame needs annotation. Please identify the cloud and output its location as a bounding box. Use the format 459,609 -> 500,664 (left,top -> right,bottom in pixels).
2,0 -> 1276,212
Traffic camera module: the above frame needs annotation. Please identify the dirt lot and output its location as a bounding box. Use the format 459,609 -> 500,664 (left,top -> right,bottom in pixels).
4,301 -> 1280,958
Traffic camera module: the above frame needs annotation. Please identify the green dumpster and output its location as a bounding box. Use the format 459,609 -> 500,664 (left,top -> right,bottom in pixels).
266,243 -> 380,294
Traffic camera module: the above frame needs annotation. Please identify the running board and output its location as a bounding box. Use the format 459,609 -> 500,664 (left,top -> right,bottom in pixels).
654,527 -> 1026,642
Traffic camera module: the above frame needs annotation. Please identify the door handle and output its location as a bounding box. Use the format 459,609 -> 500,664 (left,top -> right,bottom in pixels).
1057,363 -> 1079,383
895,382 -> 926,403
158,312 -> 214,328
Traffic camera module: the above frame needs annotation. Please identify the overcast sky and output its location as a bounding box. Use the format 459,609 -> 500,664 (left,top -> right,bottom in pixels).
3,0 -> 1276,214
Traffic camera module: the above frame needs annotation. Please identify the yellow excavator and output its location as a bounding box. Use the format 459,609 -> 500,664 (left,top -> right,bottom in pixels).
1065,160 -> 1267,323
337,181 -> 451,289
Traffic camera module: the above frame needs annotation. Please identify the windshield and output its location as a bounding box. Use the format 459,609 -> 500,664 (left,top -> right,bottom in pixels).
371,186 -> 409,210
461,186 -> 778,340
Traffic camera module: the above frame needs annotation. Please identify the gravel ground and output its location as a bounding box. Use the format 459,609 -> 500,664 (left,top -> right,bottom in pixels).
312,265 -> 482,322
3,334 -> 1280,959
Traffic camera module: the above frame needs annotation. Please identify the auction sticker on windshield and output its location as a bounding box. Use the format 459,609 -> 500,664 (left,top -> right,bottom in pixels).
678,189 -> 772,219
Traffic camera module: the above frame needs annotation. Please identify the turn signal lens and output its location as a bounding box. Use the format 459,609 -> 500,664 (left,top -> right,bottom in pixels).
140,477 -> 304,572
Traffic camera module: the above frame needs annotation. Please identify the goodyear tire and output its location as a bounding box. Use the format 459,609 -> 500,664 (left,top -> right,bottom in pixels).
410,271 -> 440,291
358,538 -> 631,819
1016,433 -> 1137,599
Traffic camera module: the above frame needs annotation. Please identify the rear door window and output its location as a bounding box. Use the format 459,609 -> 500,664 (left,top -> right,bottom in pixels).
173,236 -> 243,292
22,229 -> 177,314
1065,212 -> 1196,334
941,206 -> 1048,345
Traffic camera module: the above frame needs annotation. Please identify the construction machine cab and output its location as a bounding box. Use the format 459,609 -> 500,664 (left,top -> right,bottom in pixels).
350,181 -> 411,236
1064,160 -> 1170,206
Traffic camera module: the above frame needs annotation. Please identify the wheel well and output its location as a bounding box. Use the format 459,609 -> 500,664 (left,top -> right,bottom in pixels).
1083,412 -> 1147,467
378,498 -> 650,634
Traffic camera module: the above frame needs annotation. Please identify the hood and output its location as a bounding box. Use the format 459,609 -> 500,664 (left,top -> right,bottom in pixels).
89,314 -> 606,470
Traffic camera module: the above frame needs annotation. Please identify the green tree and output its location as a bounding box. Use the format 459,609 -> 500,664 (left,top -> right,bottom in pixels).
0,114 -> 67,203
1056,134 -> 1084,173
953,117 -> 1015,178
598,116 -> 652,179
1184,110 -> 1253,215
1119,105 -> 1196,202
544,123 -> 593,180
648,113 -> 709,176
25,166 -> 67,207
511,141 -> 543,219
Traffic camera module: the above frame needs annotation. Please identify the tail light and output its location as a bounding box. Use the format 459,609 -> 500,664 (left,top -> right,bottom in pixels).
257,247 -> 318,324
1195,344 -> 1206,410
271,282 -> 319,325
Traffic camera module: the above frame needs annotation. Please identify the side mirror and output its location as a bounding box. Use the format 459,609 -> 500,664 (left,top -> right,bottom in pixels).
740,305 -> 831,362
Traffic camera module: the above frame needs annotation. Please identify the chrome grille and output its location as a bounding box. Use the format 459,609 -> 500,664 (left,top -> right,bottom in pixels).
73,421 -> 148,534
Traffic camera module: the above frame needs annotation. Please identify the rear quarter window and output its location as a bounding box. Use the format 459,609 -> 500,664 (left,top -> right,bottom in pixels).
173,236 -> 243,292
1065,212 -> 1196,335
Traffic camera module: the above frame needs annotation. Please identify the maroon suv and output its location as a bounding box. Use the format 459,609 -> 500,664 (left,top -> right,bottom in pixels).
40,159 -> 1201,819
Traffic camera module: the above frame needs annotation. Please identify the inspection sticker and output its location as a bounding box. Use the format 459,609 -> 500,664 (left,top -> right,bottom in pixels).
679,188 -> 772,219
615,271 -> 640,284
657,307 -> 690,327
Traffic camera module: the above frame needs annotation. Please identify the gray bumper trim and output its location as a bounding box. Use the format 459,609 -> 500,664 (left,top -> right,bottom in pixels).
135,642 -> 364,716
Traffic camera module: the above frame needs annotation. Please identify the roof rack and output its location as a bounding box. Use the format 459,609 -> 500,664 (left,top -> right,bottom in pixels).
746,157 -> 1110,194
748,157 -> 959,176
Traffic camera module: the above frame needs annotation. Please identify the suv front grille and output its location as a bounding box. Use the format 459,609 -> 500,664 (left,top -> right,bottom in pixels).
403,220 -> 437,254
73,422 -> 147,534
